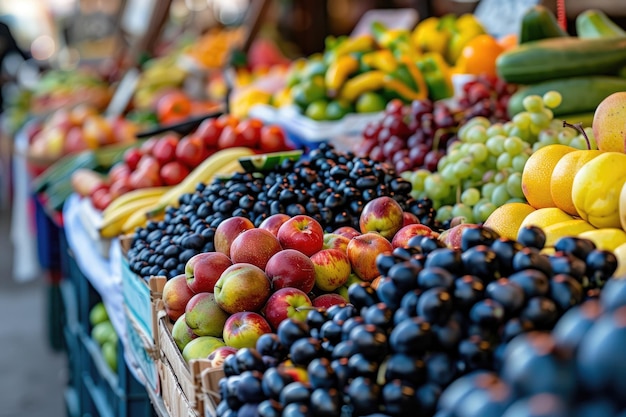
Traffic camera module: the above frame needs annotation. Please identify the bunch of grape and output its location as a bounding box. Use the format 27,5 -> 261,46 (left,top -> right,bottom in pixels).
403,91 -> 596,226
355,75 -> 517,175
435,278 -> 626,417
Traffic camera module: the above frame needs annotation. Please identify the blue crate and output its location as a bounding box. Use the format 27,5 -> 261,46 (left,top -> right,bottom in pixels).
32,194 -> 62,271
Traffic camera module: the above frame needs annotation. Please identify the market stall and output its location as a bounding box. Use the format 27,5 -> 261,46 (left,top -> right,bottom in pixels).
7,1 -> 626,417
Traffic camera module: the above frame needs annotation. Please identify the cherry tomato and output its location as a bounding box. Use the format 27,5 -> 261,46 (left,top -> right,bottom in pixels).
156,90 -> 192,125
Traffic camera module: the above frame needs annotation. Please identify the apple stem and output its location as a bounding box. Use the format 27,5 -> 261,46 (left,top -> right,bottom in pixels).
562,120 -> 591,150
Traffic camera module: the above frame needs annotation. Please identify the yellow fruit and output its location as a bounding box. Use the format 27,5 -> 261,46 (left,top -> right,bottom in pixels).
572,151 -> 626,228
522,144 -> 576,209
519,207 -> 574,232
550,150 -> 603,216
483,202 -> 536,240
592,91 -> 626,152
542,219 -> 597,248
619,180 -> 626,231
612,242 -> 626,277
578,228 -> 626,252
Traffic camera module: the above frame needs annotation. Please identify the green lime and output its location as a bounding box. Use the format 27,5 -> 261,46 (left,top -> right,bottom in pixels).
89,302 -> 109,326
91,321 -> 116,347
325,99 -> 353,120
305,100 -> 329,121
355,92 -> 387,113
294,75 -> 327,108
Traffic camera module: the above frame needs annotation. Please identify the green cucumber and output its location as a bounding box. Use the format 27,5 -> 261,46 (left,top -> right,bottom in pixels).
576,9 -> 626,38
496,37 -> 626,84
507,75 -> 626,117
239,150 -> 304,173
520,5 -> 569,44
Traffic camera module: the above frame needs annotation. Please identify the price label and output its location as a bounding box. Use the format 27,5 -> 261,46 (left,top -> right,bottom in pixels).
351,8 -> 420,37
474,0 -> 540,38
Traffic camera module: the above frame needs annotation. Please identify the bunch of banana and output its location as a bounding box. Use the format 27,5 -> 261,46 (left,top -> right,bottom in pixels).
98,186 -> 172,239
144,146 -> 255,219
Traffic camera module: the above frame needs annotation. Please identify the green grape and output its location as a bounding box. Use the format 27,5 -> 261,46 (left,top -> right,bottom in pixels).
453,158 -> 474,178
506,197 -> 527,204
504,136 -> 525,156
538,129 -> 559,146
506,172 -> 525,199
543,91 -> 562,109
465,125 -> 488,144
473,200 -> 497,223
512,112 -> 532,130
452,203 -> 474,223
468,143 -> 488,163
522,95 -> 544,113
470,167 -> 484,182
465,116 -> 491,129
557,129 -> 576,145
486,123 -> 506,137
440,164 -> 460,185
532,142 -> 544,152
424,174 -> 452,200
482,182 -> 496,199
436,205 -> 454,222
568,136 -> 589,150
447,149 -> 463,163
503,121 -> 516,135
512,153 -> 529,172
530,111 -> 551,130
410,169 -> 429,191
486,155 -> 498,170
437,156 -> 449,171
448,141 -> 462,152
491,183 -> 511,206
494,170 -> 509,184
461,188 -> 481,206
496,153 -> 513,170
486,135 -> 506,155
508,126 -> 531,144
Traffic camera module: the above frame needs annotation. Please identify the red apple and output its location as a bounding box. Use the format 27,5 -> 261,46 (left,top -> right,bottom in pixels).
223,311 -> 272,349
263,287 -> 313,330
333,226 -> 361,239
196,117 -> 223,148
230,228 -> 283,270
162,274 -> 196,322
136,154 -> 161,178
160,160 -> 190,186
109,162 -> 131,183
359,196 -> 404,239
264,249 -> 316,293
391,223 -> 438,249
278,360 -> 309,384
438,223 -> 475,250
206,346 -> 238,367
123,147 -> 143,171
171,313 -> 198,351
176,134 -> 207,168
64,126 -> 89,153
214,263 -> 272,314
152,133 -> 179,165
214,216 -> 255,258
185,292 -> 230,337
109,178 -> 133,200
312,293 -> 348,309
346,232 -> 393,282
140,136 -> 159,154
259,213 -> 291,237
310,248 -> 352,292
322,233 -> 351,253
403,212 -> 420,227
277,215 -> 324,257
218,125 -> 246,149
185,252 -> 233,293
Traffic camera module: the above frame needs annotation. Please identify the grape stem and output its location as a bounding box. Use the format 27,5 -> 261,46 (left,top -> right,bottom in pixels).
562,120 -> 591,150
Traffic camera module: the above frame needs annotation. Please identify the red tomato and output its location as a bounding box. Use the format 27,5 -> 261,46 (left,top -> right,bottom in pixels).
260,125 -> 289,153
157,91 -> 192,125
235,118 -> 263,149
195,117 -> 223,148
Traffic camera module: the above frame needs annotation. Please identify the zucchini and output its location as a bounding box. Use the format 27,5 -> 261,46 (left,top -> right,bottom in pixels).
520,5 -> 569,43
507,75 -> 626,117
576,9 -> 626,38
496,37 -> 626,84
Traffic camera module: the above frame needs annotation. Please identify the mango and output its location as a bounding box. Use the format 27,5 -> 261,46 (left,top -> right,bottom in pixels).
592,91 -> 626,152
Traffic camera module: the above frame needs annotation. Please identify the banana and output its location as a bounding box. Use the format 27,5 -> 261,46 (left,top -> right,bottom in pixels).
325,54 -> 360,97
102,186 -> 172,218
146,146 -> 255,218
361,50 -> 398,74
99,195 -> 162,239
339,71 -> 387,102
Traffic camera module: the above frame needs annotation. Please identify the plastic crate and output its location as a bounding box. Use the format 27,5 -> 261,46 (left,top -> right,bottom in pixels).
32,194 -> 63,271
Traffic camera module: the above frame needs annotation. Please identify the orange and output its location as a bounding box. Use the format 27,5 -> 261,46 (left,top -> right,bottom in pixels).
521,144 -> 576,209
483,202 -> 536,240
550,149 -> 603,215
455,34 -> 505,78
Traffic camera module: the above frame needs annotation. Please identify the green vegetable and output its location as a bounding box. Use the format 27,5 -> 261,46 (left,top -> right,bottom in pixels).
576,9 -> 626,38
496,37 -> 626,84
507,75 -> 626,117
519,5 -> 569,44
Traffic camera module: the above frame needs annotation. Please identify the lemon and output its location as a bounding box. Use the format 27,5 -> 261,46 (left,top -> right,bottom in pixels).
543,219 -> 597,248
522,144 -> 576,209
550,150 -> 603,216
578,228 -> 626,252
519,207 -> 574,232
483,202 -> 536,240
572,152 -> 626,228
355,92 -> 387,113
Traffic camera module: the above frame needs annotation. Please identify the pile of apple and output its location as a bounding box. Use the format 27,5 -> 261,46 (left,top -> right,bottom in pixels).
159,196 -> 439,363
87,115 -> 292,210
27,104 -> 138,162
